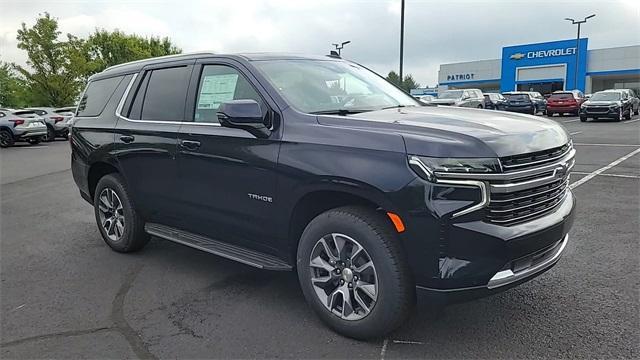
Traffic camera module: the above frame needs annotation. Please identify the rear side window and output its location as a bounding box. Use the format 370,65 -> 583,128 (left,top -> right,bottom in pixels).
140,66 -> 191,121
32,110 -> 47,115
549,93 -> 572,100
77,76 -> 124,117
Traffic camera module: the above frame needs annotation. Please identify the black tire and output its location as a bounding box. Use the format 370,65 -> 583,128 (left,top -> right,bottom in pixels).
624,109 -> 632,120
547,112 -> 554,117
580,116 -> 587,122
477,104 -> 483,109
44,125 -> 55,142
634,107 -> 639,116
28,137 -> 41,145
0,129 -> 15,148
530,106 -> 537,115
616,108 -> 623,122
296,206 -> 415,339
93,173 -> 149,252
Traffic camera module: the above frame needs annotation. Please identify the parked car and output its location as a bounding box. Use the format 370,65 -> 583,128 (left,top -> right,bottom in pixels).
417,95 -> 435,105
431,89 -> 485,108
54,106 -> 78,127
546,90 -> 586,117
483,93 -> 506,110
579,90 -> 633,122
27,107 -> 73,140
71,53 -> 575,339
503,91 -> 545,115
608,89 -> 639,116
0,109 -> 48,147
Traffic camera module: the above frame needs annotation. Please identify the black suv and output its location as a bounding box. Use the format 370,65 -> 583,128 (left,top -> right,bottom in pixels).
71,53 -> 575,339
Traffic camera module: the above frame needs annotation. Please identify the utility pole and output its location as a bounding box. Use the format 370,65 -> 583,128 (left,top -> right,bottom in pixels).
564,14 -> 595,90
399,0 -> 405,84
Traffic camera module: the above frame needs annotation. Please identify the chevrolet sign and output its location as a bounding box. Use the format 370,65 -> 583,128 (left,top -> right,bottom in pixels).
510,47 -> 577,60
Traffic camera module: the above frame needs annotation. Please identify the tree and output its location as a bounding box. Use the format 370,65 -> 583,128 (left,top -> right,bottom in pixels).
386,71 -> 420,93
0,62 -> 30,108
87,30 -> 181,73
12,13 -> 182,107
13,12 -> 86,106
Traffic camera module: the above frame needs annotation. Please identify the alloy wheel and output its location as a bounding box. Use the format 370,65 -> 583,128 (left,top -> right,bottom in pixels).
97,187 -> 125,242
309,233 -> 378,321
0,131 -> 12,147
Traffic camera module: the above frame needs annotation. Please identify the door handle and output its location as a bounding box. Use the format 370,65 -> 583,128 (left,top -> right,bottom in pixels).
120,135 -> 135,143
180,140 -> 201,150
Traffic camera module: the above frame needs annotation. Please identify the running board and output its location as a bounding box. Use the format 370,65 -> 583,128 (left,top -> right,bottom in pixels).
145,223 -> 292,271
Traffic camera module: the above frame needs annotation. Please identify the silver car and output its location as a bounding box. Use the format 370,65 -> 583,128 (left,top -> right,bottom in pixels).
431,89 -> 485,108
27,107 -> 73,141
0,109 -> 48,147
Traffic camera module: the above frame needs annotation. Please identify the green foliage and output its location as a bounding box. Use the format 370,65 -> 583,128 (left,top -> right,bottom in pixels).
0,62 -> 30,108
11,13 -> 182,107
386,71 -> 420,93
87,30 -> 181,73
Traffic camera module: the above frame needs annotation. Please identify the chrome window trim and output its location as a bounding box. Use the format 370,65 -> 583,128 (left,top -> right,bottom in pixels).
115,72 -> 222,127
409,156 -> 489,218
487,234 -> 568,289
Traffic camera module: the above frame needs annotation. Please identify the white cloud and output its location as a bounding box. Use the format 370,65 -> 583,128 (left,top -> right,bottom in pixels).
1,0 -> 639,86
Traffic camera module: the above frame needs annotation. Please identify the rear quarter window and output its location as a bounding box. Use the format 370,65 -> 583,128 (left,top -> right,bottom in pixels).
77,76 -> 125,117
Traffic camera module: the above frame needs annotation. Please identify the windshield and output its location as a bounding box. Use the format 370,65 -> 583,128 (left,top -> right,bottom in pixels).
590,92 -> 621,101
438,90 -> 464,99
504,94 -> 530,101
549,93 -> 573,100
253,59 -> 419,114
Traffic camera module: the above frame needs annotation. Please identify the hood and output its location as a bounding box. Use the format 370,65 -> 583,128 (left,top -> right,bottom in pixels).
316,106 -> 569,158
430,98 -> 458,105
584,100 -> 620,106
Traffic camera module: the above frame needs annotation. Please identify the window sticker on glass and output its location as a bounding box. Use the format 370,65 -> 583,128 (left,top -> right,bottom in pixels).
197,74 -> 239,109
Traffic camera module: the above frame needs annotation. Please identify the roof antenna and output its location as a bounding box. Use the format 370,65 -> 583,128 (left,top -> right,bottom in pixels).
328,50 -> 341,58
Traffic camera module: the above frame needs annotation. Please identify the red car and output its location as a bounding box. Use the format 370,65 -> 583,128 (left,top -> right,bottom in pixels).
547,90 -> 586,117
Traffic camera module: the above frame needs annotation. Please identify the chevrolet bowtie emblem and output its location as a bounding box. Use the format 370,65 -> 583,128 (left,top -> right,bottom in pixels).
510,53 -> 526,60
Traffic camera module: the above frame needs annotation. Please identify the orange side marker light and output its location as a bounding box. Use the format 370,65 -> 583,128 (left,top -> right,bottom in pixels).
386,212 -> 406,233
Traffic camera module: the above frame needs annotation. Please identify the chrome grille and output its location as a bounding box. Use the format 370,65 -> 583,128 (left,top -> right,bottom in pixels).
585,106 -> 609,114
500,143 -> 571,171
425,142 -> 575,226
486,176 -> 569,225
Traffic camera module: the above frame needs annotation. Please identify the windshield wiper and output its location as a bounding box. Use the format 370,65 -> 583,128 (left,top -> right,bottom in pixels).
309,109 -> 372,116
380,105 -> 418,110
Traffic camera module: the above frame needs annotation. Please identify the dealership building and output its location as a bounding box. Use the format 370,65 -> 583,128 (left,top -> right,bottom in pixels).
431,38 -> 639,95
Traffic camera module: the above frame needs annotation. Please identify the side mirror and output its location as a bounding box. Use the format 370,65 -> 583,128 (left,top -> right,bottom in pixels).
217,100 -> 270,138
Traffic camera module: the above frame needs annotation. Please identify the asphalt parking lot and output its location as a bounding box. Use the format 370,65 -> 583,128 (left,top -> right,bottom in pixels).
1,114 -> 639,359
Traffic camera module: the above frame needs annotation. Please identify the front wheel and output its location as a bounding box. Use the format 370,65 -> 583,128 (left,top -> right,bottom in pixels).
580,116 -> 587,122
624,108 -> 632,120
297,206 -> 415,339
547,112 -> 554,117
94,173 -> 149,252
530,106 -> 537,115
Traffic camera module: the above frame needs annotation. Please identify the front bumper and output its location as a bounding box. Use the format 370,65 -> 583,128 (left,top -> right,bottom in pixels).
580,107 -> 621,118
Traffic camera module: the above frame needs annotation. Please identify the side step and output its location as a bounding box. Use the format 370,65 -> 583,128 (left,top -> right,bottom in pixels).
145,223 -> 292,271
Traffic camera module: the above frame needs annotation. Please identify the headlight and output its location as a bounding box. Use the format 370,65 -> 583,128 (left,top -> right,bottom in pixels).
609,104 -> 620,109
408,156 -> 500,181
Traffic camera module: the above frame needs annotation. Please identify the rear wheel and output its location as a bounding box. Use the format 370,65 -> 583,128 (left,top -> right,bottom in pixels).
297,206 -> 415,339
28,137 -> 41,145
580,116 -> 587,122
477,104 -> 483,109
0,129 -> 14,148
94,173 -> 149,252
43,125 -> 55,142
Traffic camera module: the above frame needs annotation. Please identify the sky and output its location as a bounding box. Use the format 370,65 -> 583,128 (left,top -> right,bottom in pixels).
1,0 -> 639,86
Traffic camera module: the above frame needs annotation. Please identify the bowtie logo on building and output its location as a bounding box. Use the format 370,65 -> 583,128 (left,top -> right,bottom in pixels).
510,52 -> 526,60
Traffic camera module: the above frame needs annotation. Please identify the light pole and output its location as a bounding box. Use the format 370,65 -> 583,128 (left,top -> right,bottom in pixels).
332,41 -> 351,56
564,14 -> 595,90
399,0 -> 405,83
